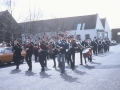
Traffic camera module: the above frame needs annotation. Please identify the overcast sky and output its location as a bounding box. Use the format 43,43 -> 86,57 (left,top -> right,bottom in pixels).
0,0 -> 120,29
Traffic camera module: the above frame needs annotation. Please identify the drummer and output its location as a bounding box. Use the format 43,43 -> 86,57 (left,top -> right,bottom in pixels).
86,38 -> 93,62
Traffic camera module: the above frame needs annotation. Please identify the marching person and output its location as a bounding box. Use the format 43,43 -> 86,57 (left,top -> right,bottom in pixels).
66,37 -> 71,65
33,44 -> 39,62
101,39 -> 104,53
78,39 -> 85,65
57,34 -> 67,73
38,39 -> 47,72
98,40 -> 102,54
49,40 -> 56,68
86,38 -> 93,62
25,41 -> 33,71
69,37 -> 77,69
103,39 -> 107,53
93,37 -> 98,55
46,41 -> 50,60
12,40 -> 22,69
106,38 -> 110,51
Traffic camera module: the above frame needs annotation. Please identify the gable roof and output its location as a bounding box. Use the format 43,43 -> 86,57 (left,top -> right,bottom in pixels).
100,18 -> 106,28
19,14 -> 98,32
0,10 -> 7,17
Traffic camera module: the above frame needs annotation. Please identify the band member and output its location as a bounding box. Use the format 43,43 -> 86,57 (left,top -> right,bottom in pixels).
49,40 -> 56,68
44,42 -> 49,67
103,39 -> 107,53
38,40 -> 46,71
69,37 -> 77,69
57,34 -> 67,73
66,37 -> 71,65
77,39 -> 85,65
93,37 -> 98,55
86,38 -> 93,62
25,42 -> 33,71
12,40 -> 22,69
33,44 -> 39,62
106,38 -> 110,51
101,39 -> 104,53
46,41 -> 50,60
98,40 -> 102,54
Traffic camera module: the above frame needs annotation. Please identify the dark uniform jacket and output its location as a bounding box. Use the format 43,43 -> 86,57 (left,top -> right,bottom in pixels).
69,40 -> 77,53
57,39 -> 67,54
39,42 -> 47,55
25,43 -> 33,55
12,43 -> 22,58
93,39 -> 98,48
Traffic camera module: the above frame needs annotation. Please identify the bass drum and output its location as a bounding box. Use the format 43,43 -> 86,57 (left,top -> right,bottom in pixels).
82,49 -> 90,57
87,48 -> 92,55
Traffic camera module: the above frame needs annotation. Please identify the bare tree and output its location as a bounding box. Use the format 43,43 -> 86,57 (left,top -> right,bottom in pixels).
2,0 -> 15,16
23,1 -> 43,35
51,15 -> 66,38
2,0 -> 16,41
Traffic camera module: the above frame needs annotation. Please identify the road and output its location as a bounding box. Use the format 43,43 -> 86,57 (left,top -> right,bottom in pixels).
0,44 -> 120,90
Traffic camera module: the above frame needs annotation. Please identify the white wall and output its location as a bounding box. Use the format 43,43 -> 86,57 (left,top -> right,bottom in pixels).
104,19 -> 111,40
96,15 -> 104,30
66,29 -> 97,40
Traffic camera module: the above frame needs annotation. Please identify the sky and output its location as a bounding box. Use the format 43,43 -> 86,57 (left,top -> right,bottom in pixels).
0,0 -> 120,29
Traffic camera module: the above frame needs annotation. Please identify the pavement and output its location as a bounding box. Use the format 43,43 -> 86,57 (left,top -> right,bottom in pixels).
0,44 -> 120,90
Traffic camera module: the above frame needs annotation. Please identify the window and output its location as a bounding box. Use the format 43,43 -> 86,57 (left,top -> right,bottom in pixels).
85,34 -> 90,39
0,48 -> 5,53
102,33 -> 104,39
82,23 -> 85,30
77,24 -> 81,30
5,48 -> 12,53
104,32 -> 108,38
97,32 -> 101,38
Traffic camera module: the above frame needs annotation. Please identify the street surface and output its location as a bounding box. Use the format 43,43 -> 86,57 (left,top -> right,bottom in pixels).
0,44 -> 120,90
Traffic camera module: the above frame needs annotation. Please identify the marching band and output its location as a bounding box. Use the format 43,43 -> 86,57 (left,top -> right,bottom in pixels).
4,34 -> 111,74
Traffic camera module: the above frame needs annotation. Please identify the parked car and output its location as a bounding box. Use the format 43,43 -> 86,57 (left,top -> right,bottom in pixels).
110,40 -> 117,45
0,47 -> 26,65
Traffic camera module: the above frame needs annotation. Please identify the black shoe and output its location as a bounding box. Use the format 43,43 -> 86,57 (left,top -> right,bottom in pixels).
61,71 -> 65,74
44,65 -> 47,67
28,68 -> 32,71
72,67 -> 75,70
80,63 -> 83,65
41,69 -> 44,72
16,66 -> 19,70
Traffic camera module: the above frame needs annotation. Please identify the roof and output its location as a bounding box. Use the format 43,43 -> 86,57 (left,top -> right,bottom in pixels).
100,18 -> 106,28
0,11 -> 6,17
19,14 -> 98,31
111,28 -> 120,32
112,28 -> 120,30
